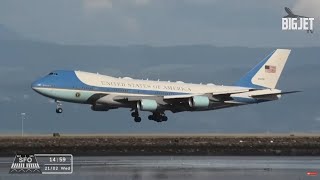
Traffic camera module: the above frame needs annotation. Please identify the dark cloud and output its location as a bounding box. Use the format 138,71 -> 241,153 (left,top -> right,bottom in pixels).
1,0 -> 319,46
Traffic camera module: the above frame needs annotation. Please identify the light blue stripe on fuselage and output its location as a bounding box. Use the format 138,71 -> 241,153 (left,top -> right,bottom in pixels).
32,70 -> 190,102
36,86 -> 189,103
35,87 -> 95,103
33,70 -> 190,96
46,85 -> 189,96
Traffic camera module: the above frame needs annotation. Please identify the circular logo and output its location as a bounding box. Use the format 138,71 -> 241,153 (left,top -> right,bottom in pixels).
75,92 -> 81,98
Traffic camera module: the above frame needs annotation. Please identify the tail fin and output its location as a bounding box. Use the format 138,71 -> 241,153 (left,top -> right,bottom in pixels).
235,49 -> 291,89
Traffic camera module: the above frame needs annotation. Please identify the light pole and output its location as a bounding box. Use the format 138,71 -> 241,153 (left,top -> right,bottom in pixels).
21,113 -> 26,136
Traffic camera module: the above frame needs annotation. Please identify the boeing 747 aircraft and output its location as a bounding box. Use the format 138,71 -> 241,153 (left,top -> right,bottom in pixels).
32,49 -> 298,123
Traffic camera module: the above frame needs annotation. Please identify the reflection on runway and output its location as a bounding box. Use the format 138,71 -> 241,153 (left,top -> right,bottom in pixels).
73,156 -> 320,169
0,156 -> 318,180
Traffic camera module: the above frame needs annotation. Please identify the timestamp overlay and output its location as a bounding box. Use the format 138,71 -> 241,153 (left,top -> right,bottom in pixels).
34,154 -> 73,174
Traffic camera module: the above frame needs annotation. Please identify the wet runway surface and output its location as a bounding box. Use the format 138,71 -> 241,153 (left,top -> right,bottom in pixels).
0,156 -> 319,179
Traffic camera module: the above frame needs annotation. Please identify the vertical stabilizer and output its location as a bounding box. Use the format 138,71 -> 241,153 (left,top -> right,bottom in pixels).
235,49 -> 291,89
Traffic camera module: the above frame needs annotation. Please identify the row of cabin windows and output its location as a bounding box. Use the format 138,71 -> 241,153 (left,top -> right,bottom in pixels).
72,86 -> 176,95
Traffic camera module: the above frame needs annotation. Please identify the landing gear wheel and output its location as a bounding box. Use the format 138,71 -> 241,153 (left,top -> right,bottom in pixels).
149,112 -> 168,122
131,109 -> 141,122
162,116 -> 168,122
131,112 -> 139,117
55,100 -> 63,113
134,117 -> 141,122
56,108 -> 63,113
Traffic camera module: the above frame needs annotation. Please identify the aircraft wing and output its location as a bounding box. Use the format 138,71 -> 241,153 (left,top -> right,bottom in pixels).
95,95 -> 159,103
163,89 -> 251,100
163,89 -> 250,102
91,88 -> 260,114
99,88 -> 252,105
113,95 -> 160,102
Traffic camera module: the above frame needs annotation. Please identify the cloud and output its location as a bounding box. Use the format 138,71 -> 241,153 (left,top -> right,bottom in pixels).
97,68 -> 123,77
2,0 -> 320,46
0,66 -> 24,74
184,0 -> 216,5
142,64 -> 194,74
83,0 -> 113,12
1,96 -> 13,102
23,94 -> 30,99
48,99 -> 55,104
134,0 -> 151,6
81,0 -> 141,33
123,16 -> 140,33
293,0 -> 320,18
82,0 -> 150,12
315,116 -> 320,122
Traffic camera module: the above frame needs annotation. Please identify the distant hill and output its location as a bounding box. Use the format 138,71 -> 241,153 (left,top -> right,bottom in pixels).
0,40 -> 319,133
0,24 -> 22,40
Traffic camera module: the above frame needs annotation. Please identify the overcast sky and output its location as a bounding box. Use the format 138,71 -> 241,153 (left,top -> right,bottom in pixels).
0,0 -> 320,46
0,1 -> 320,134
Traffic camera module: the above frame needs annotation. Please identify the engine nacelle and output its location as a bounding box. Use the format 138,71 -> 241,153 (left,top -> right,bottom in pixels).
137,99 -> 158,111
188,96 -> 209,108
91,104 -> 110,111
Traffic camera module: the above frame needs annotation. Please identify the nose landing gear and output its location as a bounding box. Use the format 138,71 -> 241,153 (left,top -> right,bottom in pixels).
55,100 -> 63,114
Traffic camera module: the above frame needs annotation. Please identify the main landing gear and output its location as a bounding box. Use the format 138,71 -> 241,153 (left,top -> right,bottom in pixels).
131,110 -> 141,122
148,112 -> 168,122
55,100 -> 63,114
130,110 -> 168,123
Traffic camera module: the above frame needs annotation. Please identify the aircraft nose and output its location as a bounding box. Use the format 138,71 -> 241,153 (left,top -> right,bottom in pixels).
31,79 -> 43,92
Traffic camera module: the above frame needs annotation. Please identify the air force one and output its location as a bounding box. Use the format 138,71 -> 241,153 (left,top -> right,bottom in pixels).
32,49 -> 299,123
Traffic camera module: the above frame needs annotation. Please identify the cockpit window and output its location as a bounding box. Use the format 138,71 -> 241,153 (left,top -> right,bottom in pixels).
48,72 -> 58,76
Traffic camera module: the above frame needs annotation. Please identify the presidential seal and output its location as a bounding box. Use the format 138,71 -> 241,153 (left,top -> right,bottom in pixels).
75,92 -> 81,98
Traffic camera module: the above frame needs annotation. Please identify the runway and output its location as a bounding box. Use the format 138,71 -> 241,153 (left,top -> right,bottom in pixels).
0,156 -> 318,179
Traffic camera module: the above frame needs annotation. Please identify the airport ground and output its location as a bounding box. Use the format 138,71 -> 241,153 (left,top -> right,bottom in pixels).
1,156 -> 319,179
0,134 -> 320,156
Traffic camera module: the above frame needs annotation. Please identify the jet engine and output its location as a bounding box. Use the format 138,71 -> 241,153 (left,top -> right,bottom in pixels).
137,99 -> 158,111
188,96 -> 209,108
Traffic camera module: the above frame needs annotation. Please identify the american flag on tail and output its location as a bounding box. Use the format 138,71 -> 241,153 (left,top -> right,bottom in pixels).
265,65 -> 276,73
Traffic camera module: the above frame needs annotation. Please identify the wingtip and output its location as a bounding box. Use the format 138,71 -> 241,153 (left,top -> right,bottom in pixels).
276,48 -> 291,51
283,90 -> 302,94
